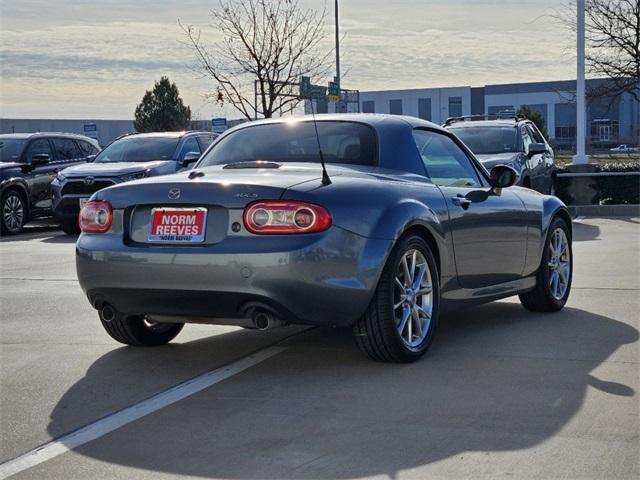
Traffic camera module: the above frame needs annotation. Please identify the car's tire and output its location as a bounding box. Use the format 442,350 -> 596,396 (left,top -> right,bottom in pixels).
354,234 -> 440,363
99,310 -> 184,346
61,219 -> 80,235
519,216 -> 572,312
1,189 -> 27,236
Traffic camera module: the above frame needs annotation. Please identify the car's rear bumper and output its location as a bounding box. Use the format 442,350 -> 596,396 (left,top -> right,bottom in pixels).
76,227 -> 392,327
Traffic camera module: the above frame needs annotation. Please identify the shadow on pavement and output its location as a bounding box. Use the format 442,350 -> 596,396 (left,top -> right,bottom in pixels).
46,302 -> 638,478
572,221 -> 600,242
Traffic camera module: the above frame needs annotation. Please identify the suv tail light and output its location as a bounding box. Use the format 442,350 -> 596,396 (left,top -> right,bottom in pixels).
79,200 -> 113,233
243,201 -> 331,234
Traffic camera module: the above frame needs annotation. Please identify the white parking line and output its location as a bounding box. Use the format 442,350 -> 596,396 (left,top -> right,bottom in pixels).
0,346 -> 286,479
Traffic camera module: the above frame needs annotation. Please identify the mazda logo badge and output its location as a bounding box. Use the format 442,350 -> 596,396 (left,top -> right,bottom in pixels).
84,176 -> 95,186
168,188 -> 181,199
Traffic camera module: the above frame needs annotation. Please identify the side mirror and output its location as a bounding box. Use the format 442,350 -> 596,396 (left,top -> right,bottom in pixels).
490,164 -> 519,190
30,153 -> 50,166
527,143 -> 548,157
181,152 -> 200,167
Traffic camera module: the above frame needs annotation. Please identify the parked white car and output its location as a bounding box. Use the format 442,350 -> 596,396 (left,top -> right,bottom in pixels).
609,144 -> 639,153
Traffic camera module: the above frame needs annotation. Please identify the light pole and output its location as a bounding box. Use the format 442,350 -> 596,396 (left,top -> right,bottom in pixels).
573,0 -> 588,164
335,0 -> 340,87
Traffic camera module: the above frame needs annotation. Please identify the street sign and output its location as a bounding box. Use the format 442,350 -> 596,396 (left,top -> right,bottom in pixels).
83,123 -> 98,140
211,118 -> 227,133
299,76 -> 327,101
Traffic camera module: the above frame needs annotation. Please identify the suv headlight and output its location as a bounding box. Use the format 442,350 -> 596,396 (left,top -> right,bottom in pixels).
120,170 -> 149,182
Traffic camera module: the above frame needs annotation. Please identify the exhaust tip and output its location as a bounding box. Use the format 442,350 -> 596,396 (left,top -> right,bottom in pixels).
254,312 -> 270,330
100,304 -> 116,323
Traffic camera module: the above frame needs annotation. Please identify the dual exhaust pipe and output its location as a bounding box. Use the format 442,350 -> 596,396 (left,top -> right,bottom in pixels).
98,303 -> 286,331
251,310 -> 287,330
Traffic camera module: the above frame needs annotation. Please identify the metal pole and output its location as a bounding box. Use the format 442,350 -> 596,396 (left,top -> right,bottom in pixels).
335,0 -> 340,86
254,80 -> 258,120
574,0 -> 588,164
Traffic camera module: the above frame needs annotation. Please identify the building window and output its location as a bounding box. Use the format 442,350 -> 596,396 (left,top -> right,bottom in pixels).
487,105 -> 515,115
362,100 -> 375,113
590,120 -> 619,143
448,97 -> 463,117
418,98 -> 432,121
389,99 -> 403,115
555,126 -> 576,140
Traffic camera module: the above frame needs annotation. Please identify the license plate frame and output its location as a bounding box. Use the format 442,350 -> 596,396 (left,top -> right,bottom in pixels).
148,207 -> 208,243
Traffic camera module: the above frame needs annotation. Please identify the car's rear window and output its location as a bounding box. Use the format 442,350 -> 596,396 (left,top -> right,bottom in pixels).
448,126 -> 517,155
0,139 -> 27,162
198,121 -> 377,167
94,137 -> 179,163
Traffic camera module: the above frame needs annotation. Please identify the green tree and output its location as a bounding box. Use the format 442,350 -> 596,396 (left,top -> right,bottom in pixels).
134,77 -> 191,132
516,105 -> 549,140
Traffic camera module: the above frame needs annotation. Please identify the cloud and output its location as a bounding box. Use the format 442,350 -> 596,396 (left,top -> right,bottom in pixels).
0,0 -> 576,119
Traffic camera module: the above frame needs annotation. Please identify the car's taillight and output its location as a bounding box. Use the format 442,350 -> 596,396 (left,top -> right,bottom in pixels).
79,200 -> 113,233
243,201 -> 332,234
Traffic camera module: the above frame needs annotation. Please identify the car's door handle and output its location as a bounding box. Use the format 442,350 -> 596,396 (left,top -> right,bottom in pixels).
451,196 -> 472,209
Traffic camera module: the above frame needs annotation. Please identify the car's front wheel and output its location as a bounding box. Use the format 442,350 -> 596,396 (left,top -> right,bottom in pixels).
99,310 -> 184,346
1,190 -> 27,235
519,217 -> 572,311
354,235 -> 440,362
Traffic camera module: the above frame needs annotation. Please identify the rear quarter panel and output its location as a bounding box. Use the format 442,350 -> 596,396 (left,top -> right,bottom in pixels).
281,173 -> 458,291
514,187 -> 572,275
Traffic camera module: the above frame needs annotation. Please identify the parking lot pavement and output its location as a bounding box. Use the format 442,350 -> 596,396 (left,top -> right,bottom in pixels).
1,217 -> 638,479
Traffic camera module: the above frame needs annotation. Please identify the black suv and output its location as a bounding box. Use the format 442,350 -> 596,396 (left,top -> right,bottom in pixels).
0,133 -> 100,235
444,115 -> 556,194
52,131 -> 216,234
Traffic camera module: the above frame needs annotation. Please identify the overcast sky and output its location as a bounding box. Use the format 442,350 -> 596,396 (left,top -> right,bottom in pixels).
0,0 -> 576,120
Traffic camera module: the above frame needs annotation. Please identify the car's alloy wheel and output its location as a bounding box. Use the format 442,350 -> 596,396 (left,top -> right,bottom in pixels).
547,227 -> 570,300
393,249 -> 433,349
519,216 -> 572,312
2,191 -> 26,235
354,235 -> 440,362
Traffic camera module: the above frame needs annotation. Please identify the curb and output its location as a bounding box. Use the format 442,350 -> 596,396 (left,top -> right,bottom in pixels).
568,204 -> 640,217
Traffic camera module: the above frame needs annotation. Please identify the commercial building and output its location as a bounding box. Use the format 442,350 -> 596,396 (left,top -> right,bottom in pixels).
357,78 -> 639,148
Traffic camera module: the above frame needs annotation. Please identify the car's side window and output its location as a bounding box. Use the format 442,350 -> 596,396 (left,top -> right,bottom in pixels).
76,140 -> 99,157
412,129 -> 482,188
197,135 -> 215,151
527,124 -> 545,144
178,137 -> 201,161
52,138 -> 82,161
23,139 -> 53,163
521,126 -> 533,153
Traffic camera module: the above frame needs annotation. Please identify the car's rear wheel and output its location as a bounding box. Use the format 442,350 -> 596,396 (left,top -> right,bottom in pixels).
99,310 -> 184,346
1,190 -> 26,235
61,219 -> 80,235
519,217 -> 572,312
354,235 -> 440,362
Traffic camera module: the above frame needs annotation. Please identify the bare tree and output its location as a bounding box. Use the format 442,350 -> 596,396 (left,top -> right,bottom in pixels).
181,0 -> 331,120
559,0 -> 639,101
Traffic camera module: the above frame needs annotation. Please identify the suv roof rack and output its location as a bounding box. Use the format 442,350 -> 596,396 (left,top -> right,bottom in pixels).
443,113 -> 527,127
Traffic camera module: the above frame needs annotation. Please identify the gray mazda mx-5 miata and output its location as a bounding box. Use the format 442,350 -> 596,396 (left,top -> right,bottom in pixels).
76,114 -> 573,362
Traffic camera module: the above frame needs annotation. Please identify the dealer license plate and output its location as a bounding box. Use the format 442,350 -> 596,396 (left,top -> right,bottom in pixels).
148,207 -> 208,243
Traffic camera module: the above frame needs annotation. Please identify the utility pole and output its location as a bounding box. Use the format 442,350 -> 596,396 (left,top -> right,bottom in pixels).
335,0 -> 340,87
573,0 -> 588,164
